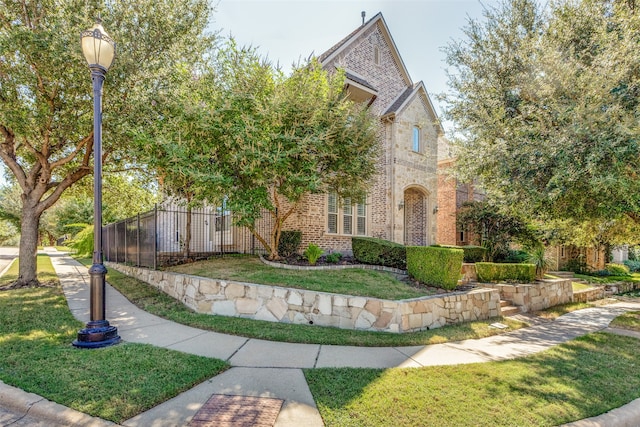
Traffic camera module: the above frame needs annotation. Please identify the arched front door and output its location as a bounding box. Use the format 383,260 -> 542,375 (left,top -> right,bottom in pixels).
403,187 -> 430,246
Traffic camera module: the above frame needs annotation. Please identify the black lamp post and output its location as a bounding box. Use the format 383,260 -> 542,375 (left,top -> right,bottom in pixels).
73,19 -> 120,348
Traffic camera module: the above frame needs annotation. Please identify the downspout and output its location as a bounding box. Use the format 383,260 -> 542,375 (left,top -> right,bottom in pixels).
388,116 -> 396,242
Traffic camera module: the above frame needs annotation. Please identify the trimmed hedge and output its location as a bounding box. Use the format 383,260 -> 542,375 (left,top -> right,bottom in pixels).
278,230 -> 302,257
476,262 -> 536,283
406,246 -> 464,290
435,245 -> 487,263
352,237 -> 406,269
461,245 -> 487,263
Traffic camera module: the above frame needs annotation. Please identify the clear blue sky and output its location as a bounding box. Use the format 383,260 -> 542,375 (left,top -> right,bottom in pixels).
210,0 -> 497,134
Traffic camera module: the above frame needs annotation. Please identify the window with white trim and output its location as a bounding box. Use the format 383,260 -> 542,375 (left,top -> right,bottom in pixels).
327,192 -> 366,235
412,126 -> 421,152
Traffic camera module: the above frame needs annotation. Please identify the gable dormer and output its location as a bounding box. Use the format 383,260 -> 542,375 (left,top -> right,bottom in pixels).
318,13 -> 414,115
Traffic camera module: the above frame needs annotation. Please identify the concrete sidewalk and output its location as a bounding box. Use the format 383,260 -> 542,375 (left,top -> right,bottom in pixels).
4,249 -> 640,427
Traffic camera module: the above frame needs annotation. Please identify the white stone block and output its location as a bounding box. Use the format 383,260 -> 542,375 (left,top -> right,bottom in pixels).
212,300 -> 236,316
334,296 -> 348,307
267,298 -> 288,320
255,306 -> 278,322
287,291 -> 303,306
349,297 -> 367,308
318,294 -> 332,315
236,298 -> 260,314
355,310 -> 377,329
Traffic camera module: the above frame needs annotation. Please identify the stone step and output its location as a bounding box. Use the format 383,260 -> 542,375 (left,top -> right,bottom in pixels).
549,271 -> 574,279
500,299 -> 512,308
501,305 -> 521,316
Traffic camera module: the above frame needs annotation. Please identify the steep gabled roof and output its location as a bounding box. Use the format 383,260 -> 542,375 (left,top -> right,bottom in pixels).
318,12 -> 413,87
383,81 -> 444,135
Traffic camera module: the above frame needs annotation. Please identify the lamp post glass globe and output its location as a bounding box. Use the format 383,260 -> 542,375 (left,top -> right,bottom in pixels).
73,19 -> 120,349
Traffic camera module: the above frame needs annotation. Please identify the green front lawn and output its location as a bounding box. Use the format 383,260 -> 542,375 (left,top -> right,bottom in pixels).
167,255 -> 431,300
305,332 -> 640,426
610,311 -> 640,331
575,272 -> 640,284
0,255 -> 228,423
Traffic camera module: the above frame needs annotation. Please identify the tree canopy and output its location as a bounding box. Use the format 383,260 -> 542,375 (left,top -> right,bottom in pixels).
0,0 -> 213,285
442,0 -> 640,224
135,42 -> 380,259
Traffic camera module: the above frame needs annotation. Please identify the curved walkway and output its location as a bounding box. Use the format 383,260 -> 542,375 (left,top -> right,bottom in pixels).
2,249 -> 640,426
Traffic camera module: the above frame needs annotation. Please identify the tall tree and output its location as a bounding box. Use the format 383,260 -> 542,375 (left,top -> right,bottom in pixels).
135,43 -> 380,259
442,0 -> 640,224
0,0 -> 212,285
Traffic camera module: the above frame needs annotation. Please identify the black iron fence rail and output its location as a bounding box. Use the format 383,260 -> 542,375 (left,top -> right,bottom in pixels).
103,205 -> 271,269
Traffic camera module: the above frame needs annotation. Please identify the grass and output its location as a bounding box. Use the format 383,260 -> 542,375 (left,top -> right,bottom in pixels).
0,254 -> 58,287
304,332 -> 640,426
76,257 -> 527,347
166,255 -> 432,300
575,272 -> 640,284
610,311 -> 640,332
0,255 -> 228,423
572,281 -> 594,292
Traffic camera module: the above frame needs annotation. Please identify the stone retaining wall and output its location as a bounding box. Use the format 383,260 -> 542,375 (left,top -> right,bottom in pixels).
481,278 -> 573,313
572,287 -> 605,303
107,263 -> 500,333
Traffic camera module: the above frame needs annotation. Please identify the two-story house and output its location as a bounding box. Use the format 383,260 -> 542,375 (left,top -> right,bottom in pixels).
282,12 -> 442,253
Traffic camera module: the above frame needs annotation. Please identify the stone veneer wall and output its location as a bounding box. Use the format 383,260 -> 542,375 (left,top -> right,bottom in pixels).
481,278 -> 573,313
107,262 -> 500,333
572,287 -> 605,303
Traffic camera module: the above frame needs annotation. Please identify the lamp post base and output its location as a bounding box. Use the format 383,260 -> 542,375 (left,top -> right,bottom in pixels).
73,320 -> 120,349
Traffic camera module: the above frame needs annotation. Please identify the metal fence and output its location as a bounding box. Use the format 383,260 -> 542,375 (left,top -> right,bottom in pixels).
103,205 -> 272,268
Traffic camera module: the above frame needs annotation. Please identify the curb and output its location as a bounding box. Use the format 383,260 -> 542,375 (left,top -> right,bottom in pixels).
0,380 -> 118,427
560,397 -> 640,427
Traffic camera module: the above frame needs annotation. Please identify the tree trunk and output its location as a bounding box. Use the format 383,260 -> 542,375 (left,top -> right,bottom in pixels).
184,205 -> 192,259
17,204 -> 41,286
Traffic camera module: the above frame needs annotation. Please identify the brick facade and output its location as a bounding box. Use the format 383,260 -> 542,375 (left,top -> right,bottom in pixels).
436,158 -> 485,246
284,13 -> 439,253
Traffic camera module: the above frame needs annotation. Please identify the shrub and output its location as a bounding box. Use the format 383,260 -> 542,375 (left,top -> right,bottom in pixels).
406,246 -> 464,290
278,230 -> 302,258
624,260 -> 640,272
460,245 -> 487,263
325,252 -> 342,264
527,246 -> 553,279
68,224 -> 94,257
352,237 -> 406,269
592,269 -> 611,277
501,249 -> 530,264
605,263 -> 630,276
303,244 -> 323,265
565,257 -> 588,274
476,262 -> 536,283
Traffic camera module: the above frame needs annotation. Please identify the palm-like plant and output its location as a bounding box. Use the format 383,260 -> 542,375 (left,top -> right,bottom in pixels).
527,246 -> 554,280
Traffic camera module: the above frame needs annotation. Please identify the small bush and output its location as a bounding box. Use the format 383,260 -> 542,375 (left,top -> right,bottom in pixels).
68,224 -> 94,257
624,260 -> 640,272
501,250 -> 530,264
352,237 -> 406,269
605,263 -> 630,276
278,230 -> 302,258
565,257 -> 589,274
303,244 -> 323,265
591,269 -> 611,277
460,245 -> 487,263
406,246 -> 464,290
476,262 -> 536,283
325,252 -> 342,264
